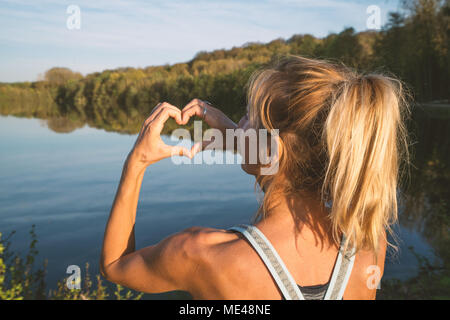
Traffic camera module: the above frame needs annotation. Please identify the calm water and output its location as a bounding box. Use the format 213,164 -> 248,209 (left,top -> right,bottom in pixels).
0,115 -> 437,292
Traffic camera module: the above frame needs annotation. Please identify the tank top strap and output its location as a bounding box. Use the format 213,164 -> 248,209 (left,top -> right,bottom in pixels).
228,224 -> 304,300
323,234 -> 356,300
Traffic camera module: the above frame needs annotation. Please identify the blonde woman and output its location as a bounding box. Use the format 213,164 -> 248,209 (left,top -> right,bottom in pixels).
100,55 -> 408,300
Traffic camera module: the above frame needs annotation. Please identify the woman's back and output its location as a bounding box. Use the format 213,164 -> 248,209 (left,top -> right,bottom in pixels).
184,199 -> 386,300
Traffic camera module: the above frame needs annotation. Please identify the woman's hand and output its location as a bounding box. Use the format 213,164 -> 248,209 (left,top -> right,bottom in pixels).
181,99 -> 238,151
128,102 -> 200,169
181,99 -> 237,134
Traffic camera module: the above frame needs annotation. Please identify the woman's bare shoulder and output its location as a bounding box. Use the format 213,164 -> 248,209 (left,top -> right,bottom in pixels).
175,226 -> 281,299
174,226 -> 245,260
344,235 -> 387,300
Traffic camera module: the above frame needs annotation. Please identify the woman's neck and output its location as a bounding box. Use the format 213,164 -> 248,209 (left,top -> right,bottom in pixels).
257,191 -> 337,248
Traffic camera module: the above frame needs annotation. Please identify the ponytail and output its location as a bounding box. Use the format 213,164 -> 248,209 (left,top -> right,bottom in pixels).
323,74 -> 409,253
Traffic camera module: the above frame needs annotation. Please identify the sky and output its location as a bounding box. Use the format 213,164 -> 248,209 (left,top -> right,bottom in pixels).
0,0 -> 401,83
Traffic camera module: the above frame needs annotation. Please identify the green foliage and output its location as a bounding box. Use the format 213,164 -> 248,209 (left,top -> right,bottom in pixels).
0,0 -> 447,135
48,263 -> 143,300
44,67 -> 83,85
0,226 -> 46,299
374,0 -> 450,101
0,227 -> 143,300
378,247 -> 450,300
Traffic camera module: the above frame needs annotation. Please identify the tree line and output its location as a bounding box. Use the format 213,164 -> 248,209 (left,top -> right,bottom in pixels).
0,0 -> 448,134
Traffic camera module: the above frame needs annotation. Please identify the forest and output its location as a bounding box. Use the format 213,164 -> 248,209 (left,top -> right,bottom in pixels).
0,0 -> 448,134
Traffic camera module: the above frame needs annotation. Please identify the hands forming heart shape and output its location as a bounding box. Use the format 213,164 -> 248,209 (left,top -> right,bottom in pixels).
128,99 -> 238,169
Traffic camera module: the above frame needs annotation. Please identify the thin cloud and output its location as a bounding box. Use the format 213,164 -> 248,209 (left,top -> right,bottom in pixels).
0,0 -> 400,82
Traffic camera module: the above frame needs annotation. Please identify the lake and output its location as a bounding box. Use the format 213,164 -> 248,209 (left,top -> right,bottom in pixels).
0,114 -> 441,295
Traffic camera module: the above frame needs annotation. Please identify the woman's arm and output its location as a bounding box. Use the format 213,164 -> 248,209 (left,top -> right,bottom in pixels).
100,100 -> 238,293
100,102 -> 201,293
99,153 -> 143,274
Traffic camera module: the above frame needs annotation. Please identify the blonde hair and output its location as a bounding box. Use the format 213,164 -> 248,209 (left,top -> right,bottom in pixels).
247,55 -> 409,253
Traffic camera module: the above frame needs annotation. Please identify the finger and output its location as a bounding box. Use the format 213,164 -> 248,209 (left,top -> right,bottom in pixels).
145,102 -> 163,124
190,142 -> 202,157
202,138 -> 213,150
181,104 -> 204,124
151,102 -> 162,114
149,103 -> 182,122
182,99 -> 208,123
147,105 -> 183,128
152,107 -> 183,132
166,145 -> 193,158
182,98 -> 203,112
146,102 -> 182,125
